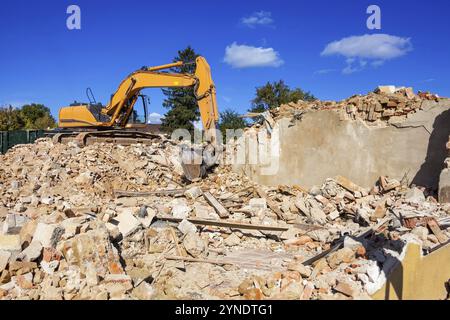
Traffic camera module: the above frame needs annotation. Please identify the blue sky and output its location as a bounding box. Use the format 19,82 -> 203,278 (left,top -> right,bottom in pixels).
0,0 -> 449,123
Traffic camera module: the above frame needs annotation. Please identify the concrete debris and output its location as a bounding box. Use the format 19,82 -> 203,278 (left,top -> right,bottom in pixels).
0,235 -> 21,252
32,223 -> 57,248
177,219 -> 197,235
115,210 -> 141,237
0,251 -> 11,272
273,86 -> 438,125
184,186 -> 203,200
0,132 -> 448,300
405,187 -> 426,204
18,241 -> 42,262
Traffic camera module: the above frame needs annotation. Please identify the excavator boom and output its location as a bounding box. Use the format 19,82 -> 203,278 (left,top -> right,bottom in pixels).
58,56 -> 219,134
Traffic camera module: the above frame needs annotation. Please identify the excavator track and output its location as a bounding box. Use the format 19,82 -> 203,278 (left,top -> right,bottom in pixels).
48,130 -> 162,147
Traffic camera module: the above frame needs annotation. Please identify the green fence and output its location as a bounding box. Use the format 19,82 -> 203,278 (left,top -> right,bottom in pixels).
0,130 -> 45,154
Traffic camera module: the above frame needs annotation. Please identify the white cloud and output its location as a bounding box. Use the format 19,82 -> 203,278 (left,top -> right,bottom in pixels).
314,68 -> 338,75
342,58 -> 370,74
147,112 -> 162,124
322,34 -> 412,60
241,11 -> 273,28
222,96 -> 231,103
321,34 -> 412,74
224,42 -> 284,68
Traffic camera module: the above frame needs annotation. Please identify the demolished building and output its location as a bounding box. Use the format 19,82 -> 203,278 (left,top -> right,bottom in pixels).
0,86 -> 449,300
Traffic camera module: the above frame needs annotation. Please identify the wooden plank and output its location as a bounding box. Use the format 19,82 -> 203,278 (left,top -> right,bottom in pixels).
169,227 -> 186,270
255,187 -> 286,221
114,189 -> 185,198
203,192 -> 229,218
165,255 -> 235,266
155,215 -> 289,232
427,219 -> 449,244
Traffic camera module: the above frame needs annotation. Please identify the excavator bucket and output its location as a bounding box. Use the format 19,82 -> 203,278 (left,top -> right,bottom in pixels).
181,163 -> 204,181
179,143 -> 220,181
180,146 -> 205,181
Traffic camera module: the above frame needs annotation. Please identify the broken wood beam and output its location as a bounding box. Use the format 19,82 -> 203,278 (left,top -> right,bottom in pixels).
155,215 -> 288,232
114,189 -> 185,198
427,219 -> 449,244
255,187 -> 286,221
203,191 -> 230,218
165,256 -> 235,266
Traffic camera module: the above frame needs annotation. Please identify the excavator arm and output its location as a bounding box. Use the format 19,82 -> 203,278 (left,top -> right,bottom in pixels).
58,56 -> 219,138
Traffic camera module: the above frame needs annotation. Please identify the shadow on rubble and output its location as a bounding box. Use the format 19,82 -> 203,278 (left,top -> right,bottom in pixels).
412,108 -> 450,191
342,230 -> 406,300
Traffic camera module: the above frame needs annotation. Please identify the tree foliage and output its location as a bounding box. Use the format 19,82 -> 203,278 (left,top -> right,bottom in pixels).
218,109 -> 247,140
20,104 -> 56,129
0,106 -> 24,131
0,103 -> 56,131
249,80 -> 316,113
160,46 -> 200,134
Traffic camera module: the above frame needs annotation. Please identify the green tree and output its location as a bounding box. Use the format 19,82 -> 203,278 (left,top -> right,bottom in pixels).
249,80 -> 316,113
219,109 -> 247,141
160,46 -> 200,134
0,105 -> 24,131
20,103 -> 56,129
34,114 -> 57,130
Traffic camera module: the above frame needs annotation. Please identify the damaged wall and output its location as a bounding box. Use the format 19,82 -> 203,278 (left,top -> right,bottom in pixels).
372,242 -> 450,300
236,99 -> 450,190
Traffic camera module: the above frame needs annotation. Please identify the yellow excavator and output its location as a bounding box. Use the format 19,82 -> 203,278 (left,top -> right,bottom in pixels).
52,56 -> 220,180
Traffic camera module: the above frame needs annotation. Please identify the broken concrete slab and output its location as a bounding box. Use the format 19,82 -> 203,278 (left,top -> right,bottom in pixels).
405,187 -> 426,204
32,223 -> 57,248
0,234 -> 22,252
171,203 -> 191,219
18,241 -> 42,262
184,186 -> 203,200
115,210 -> 141,237
177,219 -> 197,235
58,225 -> 123,277
182,232 -> 205,258
0,250 -> 11,272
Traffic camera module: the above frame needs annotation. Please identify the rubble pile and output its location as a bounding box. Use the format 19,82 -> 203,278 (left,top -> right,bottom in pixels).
0,138 -> 449,300
273,86 -> 443,125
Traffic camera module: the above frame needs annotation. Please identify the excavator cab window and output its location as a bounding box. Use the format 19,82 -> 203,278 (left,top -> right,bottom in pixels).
127,94 -> 148,125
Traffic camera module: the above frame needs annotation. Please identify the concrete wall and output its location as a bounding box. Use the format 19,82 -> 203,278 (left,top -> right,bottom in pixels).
235,99 -> 450,190
372,243 -> 450,300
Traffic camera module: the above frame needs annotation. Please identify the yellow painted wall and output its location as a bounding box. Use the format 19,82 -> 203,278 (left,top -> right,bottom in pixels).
372,243 -> 450,300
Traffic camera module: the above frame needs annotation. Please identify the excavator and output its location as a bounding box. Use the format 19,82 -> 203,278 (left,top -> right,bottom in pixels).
52,56 -> 221,180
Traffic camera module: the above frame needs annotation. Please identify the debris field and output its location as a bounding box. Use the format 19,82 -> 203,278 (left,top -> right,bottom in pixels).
0,87 -> 450,300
